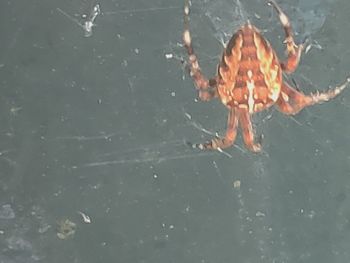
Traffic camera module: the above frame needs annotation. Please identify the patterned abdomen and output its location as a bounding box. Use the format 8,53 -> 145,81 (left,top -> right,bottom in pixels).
217,24 -> 283,113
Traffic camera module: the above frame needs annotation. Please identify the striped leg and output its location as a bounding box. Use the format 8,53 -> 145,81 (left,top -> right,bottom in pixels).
267,0 -> 305,73
277,79 -> 350,115
193,108 -> 238,150
239,109 -> 262,153
183,0 -> 218,101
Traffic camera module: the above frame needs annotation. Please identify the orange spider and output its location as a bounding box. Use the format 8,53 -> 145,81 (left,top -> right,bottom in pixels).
183,0 -> 349,152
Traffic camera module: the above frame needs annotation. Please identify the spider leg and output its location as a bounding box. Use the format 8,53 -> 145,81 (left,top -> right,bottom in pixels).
267,0 -> 305,74
183,0 -> 218,101
277,78 -> 350,115
193,108 -> 238,150
239,109 -> 262,153
197,87 -> 219,101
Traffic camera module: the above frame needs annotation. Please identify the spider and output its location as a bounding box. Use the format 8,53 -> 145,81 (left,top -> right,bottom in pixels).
182,0 -> 350,152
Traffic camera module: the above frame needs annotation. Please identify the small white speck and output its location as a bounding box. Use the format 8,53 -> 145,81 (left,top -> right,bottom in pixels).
233,180 -> 241,189
171,91 -> 175,97
78,211 -> 91,223
256,211 -> 265,217
184,112 -> 192,120
165,53 -> 173,59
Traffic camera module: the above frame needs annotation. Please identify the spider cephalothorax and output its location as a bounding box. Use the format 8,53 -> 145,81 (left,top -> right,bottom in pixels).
183,0 -> 349,152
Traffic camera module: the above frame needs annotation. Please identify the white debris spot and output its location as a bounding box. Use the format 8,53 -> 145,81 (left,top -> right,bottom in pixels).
78,211 -> 91,223
233,180 -> 241,189
165,53 -> 174,59
57,3 -> 101,37
116,34 -> 126,41
83,4 -> 101,37
122,60 -> 128,67
255,211 -> 266,217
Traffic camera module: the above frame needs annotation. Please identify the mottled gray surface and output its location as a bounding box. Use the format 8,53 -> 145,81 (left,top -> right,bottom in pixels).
1,0 -> 350,262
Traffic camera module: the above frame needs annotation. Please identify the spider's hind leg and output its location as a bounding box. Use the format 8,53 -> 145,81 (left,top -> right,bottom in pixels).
267,0 -> 305,73
277,79 -> 350,115
239,110 -> 262,153
183,0 -> 218,101
192,108 -> 238,150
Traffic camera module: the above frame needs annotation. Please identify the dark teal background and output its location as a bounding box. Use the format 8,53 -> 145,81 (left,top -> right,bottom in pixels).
1,0 -> 350,262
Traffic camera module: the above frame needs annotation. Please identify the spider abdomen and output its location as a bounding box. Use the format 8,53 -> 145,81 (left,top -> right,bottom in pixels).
218,24 -> 282,113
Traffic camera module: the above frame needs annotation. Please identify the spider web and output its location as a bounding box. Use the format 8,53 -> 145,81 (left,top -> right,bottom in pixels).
2,0 -> 350,263
54,0 -> 253,167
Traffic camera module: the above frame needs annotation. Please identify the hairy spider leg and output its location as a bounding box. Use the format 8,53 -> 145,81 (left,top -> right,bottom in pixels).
267,0 -> 304,74
277,78 -> 350,115
194,108 -> 238,150
183,0 -> 218,101
239,109 -> 262,152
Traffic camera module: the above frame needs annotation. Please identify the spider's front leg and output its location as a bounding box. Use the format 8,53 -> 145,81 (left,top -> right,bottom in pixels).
239,109 -> 262,153
267,0 -> 305,74
183,0 -> 218,101
193,108 -> 238,150
277,78 -> 350,115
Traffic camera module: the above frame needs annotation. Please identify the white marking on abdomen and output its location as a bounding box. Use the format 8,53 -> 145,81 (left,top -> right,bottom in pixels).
247,70 -> 253,79
247,80 -> 255,114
